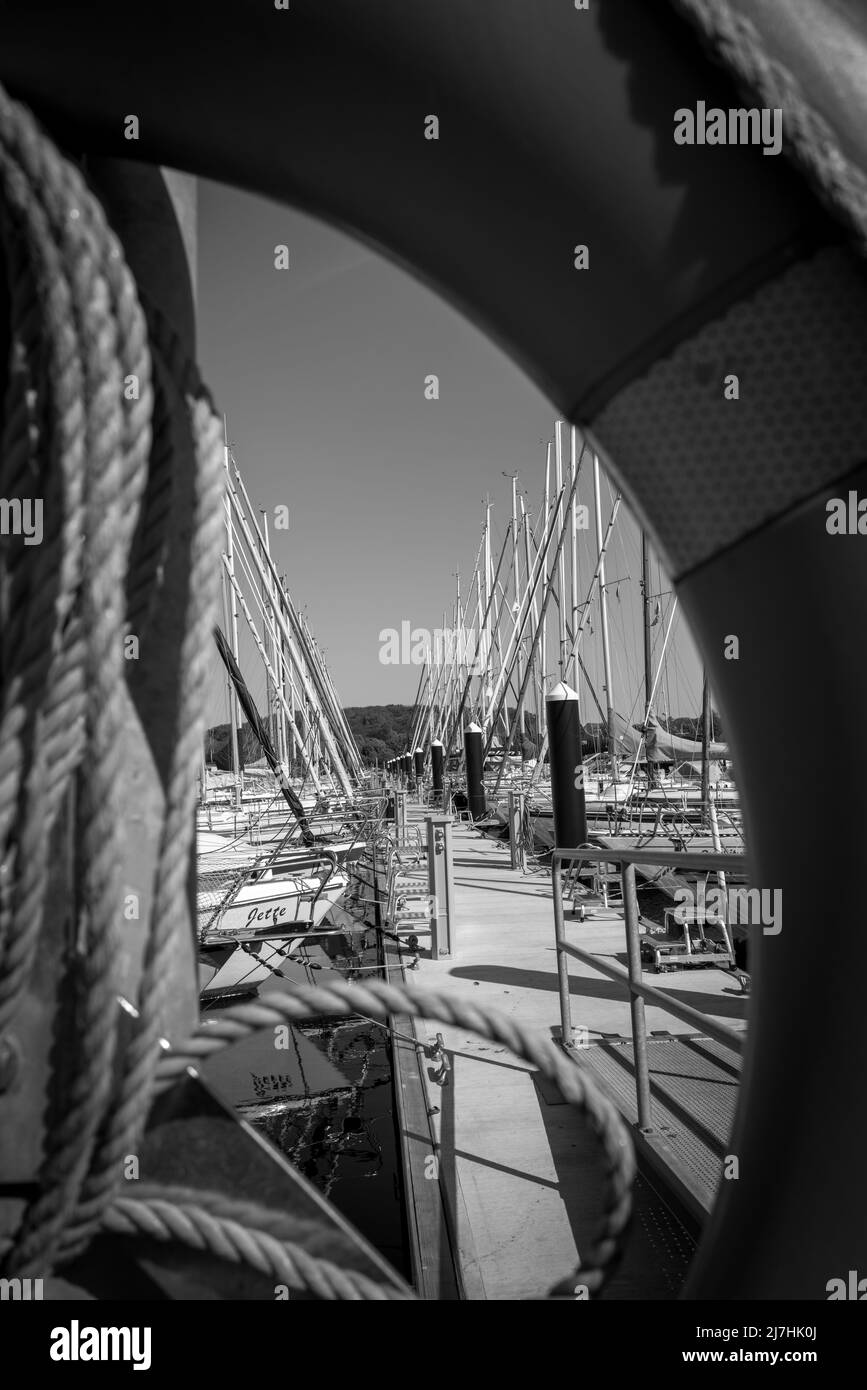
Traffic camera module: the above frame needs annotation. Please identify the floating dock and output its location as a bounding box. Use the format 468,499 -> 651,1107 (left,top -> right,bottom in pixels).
386,805 -> 749,1300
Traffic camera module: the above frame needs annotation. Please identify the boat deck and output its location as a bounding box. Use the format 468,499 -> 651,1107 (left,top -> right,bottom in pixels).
591,831 -> 746,903
389,805 -> 749,1300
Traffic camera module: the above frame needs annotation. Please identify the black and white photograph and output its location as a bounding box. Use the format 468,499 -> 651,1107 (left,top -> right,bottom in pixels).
0,0 -> 864,1358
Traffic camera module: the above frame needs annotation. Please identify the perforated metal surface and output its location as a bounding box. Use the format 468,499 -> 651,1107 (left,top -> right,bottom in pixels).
581,1035 -> 741,1208
593,243 -> 867,576
601,1171 -> 697,1300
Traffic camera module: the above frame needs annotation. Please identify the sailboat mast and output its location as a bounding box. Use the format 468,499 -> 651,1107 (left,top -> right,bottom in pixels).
477,511 -> 488,730
222,554 -> 323,792
521,497 -> 541,755
556,421 -> 567,679
593,452 -> 617,767
483,495 -> 507,745
701,671 -> 712,813
488,463 -> 581,794
570,427 -> 580,694
284,587 -> 296,775
220,561 -> 241,807
260,507 -> 287,766
508,475 -> 526,751
541,443 -> 551,698
527,490 -> 622,788
641,532 -> 653,715
444,526 -> 512,758
223,425 -> 244,809
474,559 -> 486,729
640,531 -> 656,786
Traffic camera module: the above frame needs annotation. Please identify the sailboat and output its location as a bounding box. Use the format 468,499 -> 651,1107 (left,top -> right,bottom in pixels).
196,442 -> 383,998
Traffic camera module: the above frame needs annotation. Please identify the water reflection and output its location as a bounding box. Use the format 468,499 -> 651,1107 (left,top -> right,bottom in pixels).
213,927 -> 410,1279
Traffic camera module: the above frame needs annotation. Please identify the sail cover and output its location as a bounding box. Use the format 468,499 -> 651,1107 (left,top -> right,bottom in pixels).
644,713 -> 729,763
609,711 -> 652,760
675,759 -> 723,783
608,711 -> 729,763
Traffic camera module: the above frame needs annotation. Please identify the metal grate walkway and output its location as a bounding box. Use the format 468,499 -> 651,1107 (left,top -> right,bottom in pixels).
580,1035 -> 741,1211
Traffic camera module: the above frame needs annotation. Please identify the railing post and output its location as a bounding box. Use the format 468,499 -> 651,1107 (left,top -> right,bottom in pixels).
508,789 -> 525,871
394,789 -> 407,845
372,835 -> 381,930
426,813 -> 455,959
552,851 -> 576,1048
622,861 -> 654,1131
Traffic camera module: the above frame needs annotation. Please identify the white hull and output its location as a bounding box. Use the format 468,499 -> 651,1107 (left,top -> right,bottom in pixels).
200,870 -> 348,943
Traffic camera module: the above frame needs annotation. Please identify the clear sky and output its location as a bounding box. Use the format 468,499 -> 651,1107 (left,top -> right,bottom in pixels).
196,177 -> 704,721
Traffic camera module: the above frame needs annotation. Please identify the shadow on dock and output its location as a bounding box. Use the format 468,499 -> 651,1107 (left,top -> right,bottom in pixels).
448,962 -> 749,1021
532,1071 -> 697,1299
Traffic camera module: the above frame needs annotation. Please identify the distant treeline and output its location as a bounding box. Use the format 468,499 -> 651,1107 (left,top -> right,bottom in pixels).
206,721 -> 263,771
205,707 -> 724,771
344,706 -> 724,766
343,705 -> 417,765
205,712 -> 298,772
206,704 -> 423,772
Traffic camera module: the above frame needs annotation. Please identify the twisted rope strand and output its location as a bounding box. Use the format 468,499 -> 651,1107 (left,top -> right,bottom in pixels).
0,85 -> 148,1273
105,1186 -> 413,1301
61,396 -> 224,1257
0,128 -> 88,1025
124,356 -> 176,637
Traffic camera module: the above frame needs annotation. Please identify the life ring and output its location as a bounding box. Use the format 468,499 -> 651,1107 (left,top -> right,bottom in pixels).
2,0 -> 866,1297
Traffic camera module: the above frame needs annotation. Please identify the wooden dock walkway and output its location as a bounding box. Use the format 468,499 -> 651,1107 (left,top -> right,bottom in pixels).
389,804 -> 749,1300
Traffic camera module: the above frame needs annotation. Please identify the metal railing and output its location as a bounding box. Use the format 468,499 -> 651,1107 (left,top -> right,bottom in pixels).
552,844 -> 749,1132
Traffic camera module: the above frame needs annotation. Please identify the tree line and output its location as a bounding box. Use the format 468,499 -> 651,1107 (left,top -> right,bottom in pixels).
205,705 -> 724,771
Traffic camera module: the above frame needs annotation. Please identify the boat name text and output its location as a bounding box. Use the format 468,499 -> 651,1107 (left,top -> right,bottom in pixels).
244,903 -> 289,928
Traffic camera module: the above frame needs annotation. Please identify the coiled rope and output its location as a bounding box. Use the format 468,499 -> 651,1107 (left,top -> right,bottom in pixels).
0,78 -> 153,1277
0,81 -> 222,1274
